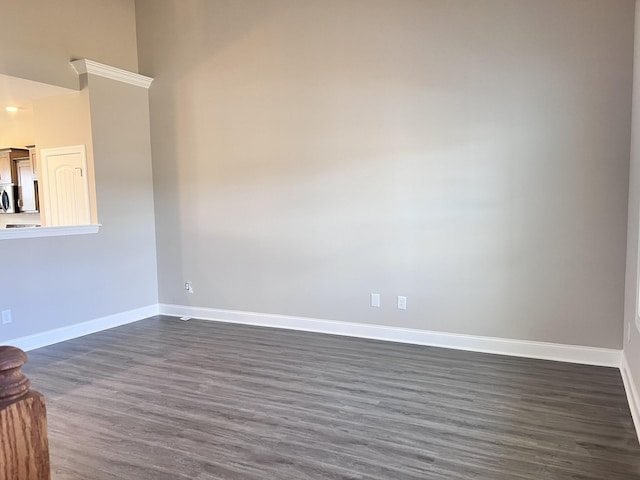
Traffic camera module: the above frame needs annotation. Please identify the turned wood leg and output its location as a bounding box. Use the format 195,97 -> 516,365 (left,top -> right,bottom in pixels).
0,346 -> 51,480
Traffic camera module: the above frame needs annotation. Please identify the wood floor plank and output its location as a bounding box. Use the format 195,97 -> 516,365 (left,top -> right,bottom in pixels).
21,316 -> 640,479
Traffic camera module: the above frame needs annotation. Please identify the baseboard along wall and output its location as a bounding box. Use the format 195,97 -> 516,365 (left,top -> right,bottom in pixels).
2,302 -> 636,441
621,352 -> 640,443
159,304 -> 621,367
159,303 -> 635,442
5,304 -> 159,352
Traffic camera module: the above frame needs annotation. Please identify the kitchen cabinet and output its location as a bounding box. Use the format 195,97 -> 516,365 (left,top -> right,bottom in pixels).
0,148 -> 37,212
26,145 -> 37,178
0,148 -> 29,184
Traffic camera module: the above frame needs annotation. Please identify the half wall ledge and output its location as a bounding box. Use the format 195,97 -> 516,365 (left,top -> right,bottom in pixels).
0,224 -> 100,240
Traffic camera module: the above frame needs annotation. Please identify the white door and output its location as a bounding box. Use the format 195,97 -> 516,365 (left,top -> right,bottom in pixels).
40,145 -> 90,226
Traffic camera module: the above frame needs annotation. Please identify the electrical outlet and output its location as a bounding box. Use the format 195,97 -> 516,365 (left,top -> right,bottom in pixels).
371,293 -> 380,308
184,281 -> 194,294
397,296 -> 407,310
2,310 -> 12,325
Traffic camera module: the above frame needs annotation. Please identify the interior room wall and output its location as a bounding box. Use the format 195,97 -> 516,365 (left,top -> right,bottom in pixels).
0,0 -> 138,90
623,0 -> 640,409
0,0 -> 157,342
136,0 -> 634,349
33,91 -> 98,225
0,109 -> 35,148
83,72 -> 159,315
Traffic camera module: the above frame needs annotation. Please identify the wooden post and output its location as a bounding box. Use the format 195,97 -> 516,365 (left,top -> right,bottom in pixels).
0,346 -> 51,480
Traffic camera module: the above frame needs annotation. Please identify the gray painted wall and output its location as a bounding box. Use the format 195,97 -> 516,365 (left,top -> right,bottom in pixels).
0,0 -> 157,342
136,0 -> 634,349
1,0 -> 634,353
0,0 -> 138,90
623,0 -> 640,399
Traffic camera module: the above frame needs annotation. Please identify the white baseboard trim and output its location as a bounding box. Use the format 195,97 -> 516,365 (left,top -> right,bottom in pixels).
621,352 -> 640,442
5,304 -> 159,352
159,304 -> 621,367
2,302 -> 633,439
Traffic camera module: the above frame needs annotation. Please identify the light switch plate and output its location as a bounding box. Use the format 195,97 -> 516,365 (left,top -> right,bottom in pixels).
371,293 -> 380,308
397,296 -> 407,310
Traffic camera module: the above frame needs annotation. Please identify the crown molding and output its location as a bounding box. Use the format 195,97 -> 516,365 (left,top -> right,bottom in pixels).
70,59 -> 153,89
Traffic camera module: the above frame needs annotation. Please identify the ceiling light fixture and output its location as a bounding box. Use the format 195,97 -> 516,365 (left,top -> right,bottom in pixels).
5,106 -> 18,112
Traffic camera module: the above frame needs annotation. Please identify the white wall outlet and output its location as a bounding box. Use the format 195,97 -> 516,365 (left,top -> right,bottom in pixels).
397,296 -> 407,310
371,293 -> 381,308
2,310 -> 12,325
185,281 -> 194,294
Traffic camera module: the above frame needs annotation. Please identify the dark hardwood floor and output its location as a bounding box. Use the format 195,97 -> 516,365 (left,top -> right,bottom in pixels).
23,316 -> 640,479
